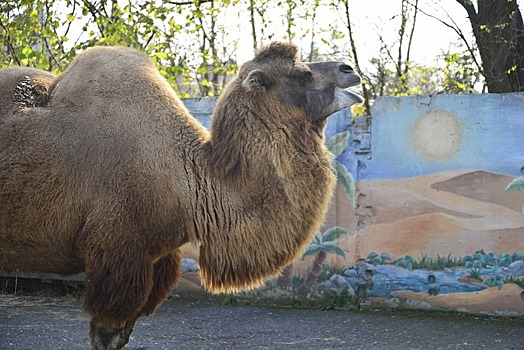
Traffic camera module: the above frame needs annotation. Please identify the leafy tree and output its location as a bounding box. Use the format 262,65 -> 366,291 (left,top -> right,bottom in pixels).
438,50 -> 480,93
2,0 -> 503,99
0,0 -> 239,96
0,1 -> 70,70
385,0 -> 420,95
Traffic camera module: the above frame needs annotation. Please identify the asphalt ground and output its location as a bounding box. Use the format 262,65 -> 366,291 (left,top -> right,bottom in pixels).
1,294 -> 523,350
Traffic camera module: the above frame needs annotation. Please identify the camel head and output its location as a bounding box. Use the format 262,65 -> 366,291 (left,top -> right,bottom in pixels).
238,41 -> 364,122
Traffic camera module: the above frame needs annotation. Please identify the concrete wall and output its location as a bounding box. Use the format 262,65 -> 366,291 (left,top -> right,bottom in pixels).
179,94 -> 524,316
349,93 -> 524,315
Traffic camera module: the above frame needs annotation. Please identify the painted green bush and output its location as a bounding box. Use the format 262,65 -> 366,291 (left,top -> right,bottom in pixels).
366,252 -> 392,266
365,249 -> 524,290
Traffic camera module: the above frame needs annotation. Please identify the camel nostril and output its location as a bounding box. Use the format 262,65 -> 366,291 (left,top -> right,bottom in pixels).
340,64 -> 354,73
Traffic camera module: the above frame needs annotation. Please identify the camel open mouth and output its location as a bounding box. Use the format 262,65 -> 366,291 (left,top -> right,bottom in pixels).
345,87 -> 364,104
335,73 -> 364,106
337,85 -> 364,107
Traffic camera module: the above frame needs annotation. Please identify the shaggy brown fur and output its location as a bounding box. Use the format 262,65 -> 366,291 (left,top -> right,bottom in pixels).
0,42 -> 362,349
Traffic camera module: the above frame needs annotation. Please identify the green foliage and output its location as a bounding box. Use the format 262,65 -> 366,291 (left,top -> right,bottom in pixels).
438,51 -> 480,94
366,50 -> 479,98
222,295 -> 238,305
318,287 -> 354,310
464,249 -> 521,269
302,241 -> 345,260
465,250 -> 524,290
292,273 -> 305,290
367,250 -> 522,272
0,0 -> 238,96
469,267 -> 482,281
322,227 -> 347,242
361,249 -> 524,292
411,253 -> 463,270
0,1 -> 69,70
512,251 -> 524,262
1,0 -> 488,99
316,264 -> 347,284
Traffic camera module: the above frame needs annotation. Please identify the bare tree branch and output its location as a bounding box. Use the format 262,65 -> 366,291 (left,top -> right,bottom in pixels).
342,0 -> 371,112
164,0 -> 214,5
0,12 -> 21,65
248,0 -> 258,53
404,0 -> 419,75
405,0 -> 483,76
376,33 -> 397,67
80,0 -> 107,35
397,1 -> 407,76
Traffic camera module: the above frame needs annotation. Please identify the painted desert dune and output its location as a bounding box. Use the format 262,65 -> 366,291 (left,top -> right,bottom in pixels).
356,170 -> 524,261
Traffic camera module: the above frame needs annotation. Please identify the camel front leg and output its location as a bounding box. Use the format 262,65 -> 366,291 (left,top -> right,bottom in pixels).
88,250 -> 182,349
83,241 -> 155,350
140,249 -> 182,316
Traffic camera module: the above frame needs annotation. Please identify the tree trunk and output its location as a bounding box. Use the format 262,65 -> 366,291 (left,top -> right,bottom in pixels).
458,0 -> 524,92
297,250 -> 326,297
248,0 -> 258,54
276,264 -> 293,288
342,0 -> 371,113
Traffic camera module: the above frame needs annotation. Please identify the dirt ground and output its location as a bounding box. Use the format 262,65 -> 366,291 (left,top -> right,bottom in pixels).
1,293 -> 523,350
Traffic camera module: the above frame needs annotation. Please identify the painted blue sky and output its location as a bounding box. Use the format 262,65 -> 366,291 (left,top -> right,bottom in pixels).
360,93 -> 524,180
184,94 -> 524,181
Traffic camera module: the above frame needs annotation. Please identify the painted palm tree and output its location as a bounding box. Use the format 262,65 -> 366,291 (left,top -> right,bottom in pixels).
505,177 -> 524,216
297,226 -> 347,297
325,130 -> 356,206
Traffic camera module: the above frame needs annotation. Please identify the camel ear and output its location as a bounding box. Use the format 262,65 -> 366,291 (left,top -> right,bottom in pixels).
242,69 -> 273,92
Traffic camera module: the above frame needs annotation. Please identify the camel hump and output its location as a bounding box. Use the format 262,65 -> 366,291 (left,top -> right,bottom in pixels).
49,46 -> 179,117
0,67 -> 54,112
51,46 -> 155,97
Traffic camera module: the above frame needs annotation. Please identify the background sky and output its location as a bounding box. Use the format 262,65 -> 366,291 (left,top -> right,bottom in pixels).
235,0 -> 473,70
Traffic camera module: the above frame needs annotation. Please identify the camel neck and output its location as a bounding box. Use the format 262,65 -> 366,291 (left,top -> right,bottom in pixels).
192,119 -> 336,294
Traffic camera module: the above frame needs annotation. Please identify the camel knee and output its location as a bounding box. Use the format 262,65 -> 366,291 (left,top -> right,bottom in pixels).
141,250 -> 182,316
83,247 -> 155,321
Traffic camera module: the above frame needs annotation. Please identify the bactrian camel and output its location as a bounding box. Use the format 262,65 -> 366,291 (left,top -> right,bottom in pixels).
0,42 -> 363,349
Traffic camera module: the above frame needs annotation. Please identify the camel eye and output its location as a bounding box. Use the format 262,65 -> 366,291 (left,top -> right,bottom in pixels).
302,70 -> 313,80
292,69 -> 313,84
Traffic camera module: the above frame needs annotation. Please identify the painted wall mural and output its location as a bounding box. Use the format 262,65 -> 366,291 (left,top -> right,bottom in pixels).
178,94 -> 524,316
